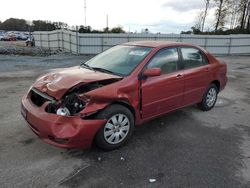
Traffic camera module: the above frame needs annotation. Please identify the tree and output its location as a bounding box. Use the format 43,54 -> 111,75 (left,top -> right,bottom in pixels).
181,30 -> 192,34
191,26 -> 202,34
191,10 -> 205,34
238,0 -> 250,29
53,22 -> 68,30
0,18 -> 28,31
201,0 -> 210,32
103,27 -> 109,33
78,26 -> 92,33
229,1 -> 240,29
214,0 -> 231,31
110,26 -> 125,33
103,26 -> 125,33
32,20 -> 56,31
141,28 -> 149,33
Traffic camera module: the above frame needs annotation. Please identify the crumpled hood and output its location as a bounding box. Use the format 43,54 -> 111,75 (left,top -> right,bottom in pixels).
33,66 -> 121,100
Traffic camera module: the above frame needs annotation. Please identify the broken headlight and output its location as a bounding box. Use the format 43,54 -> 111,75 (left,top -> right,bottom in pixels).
45,93 -> 88,116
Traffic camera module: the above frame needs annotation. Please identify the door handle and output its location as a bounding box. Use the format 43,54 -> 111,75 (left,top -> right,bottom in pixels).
204,67 -> 210,72
176,74 -> 183,79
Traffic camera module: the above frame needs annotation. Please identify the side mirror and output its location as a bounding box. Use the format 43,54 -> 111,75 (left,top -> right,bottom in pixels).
143,68 -> 161,77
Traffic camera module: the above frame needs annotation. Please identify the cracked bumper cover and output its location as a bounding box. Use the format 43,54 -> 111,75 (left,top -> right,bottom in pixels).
21,97 -> 107,149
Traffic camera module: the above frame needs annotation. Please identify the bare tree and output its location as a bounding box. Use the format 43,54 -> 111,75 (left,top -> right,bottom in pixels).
214,0 -> 231,31
247,3 -> 250,29
193,11 -> 204,32
201,0 -> 210,32
239,0 -> 250,29
229,1 -> 240,29
247,2 -> 250,29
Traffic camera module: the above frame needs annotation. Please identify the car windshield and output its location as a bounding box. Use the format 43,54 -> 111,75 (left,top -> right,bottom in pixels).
83,45 -> 152,76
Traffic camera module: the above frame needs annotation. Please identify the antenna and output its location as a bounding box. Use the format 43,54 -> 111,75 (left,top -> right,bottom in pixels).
84,0 -> 87,26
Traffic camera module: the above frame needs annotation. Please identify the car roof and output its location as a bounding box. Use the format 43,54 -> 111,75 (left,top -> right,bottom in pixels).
123,40 -> 196,48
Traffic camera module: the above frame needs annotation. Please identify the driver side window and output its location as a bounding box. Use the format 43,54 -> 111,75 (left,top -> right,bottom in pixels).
147,48 -> 179,74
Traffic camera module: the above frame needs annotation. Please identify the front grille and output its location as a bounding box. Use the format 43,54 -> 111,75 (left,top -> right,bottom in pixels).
30,88 -> 55,107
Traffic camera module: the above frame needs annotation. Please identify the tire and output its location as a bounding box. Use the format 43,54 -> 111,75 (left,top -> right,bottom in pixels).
95,104 -> 134,151
198,83 -> 218,111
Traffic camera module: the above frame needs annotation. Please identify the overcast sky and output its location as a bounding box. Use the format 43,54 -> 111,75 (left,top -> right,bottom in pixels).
0,0 -> 216,33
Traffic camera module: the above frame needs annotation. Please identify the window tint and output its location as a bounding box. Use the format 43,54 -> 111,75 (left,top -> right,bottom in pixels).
147,48 -> 178,74
181,47 -> 208,69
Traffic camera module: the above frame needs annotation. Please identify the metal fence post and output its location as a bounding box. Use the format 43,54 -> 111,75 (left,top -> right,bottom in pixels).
61,30 -> 64,50
204,37 -> 208,50
40,33 -> 42,47
228,37 -> 232,56
48,32 -> 50,50
101,35 -> 104,52
76,26 -> 79,55
57,30 -> 60,50
69,33 -> 72,53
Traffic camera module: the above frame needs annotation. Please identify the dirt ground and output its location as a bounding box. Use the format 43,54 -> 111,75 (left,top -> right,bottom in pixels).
0,55 -> 249,188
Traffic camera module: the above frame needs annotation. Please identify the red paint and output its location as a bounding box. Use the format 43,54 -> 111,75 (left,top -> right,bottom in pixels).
33,66 -> 121,100
143,68 -> 161,77
21,41 -> 227,149
141,70 -> 184,119
22,99 -> 106,149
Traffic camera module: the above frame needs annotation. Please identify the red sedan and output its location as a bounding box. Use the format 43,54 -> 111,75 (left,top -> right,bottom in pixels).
21,41 -> 227,150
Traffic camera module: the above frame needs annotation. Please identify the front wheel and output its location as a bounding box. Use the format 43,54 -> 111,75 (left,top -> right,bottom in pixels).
198,84 -> 218,111
95,104 -> 134,150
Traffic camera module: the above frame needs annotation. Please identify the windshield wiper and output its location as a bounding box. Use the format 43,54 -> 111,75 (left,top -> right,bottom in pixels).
80,62 -> 95,71
91,67 -> 117,75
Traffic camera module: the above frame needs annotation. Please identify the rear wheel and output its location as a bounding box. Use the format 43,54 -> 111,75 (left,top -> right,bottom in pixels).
198,84 -> 218,111
95,104 -> 134,150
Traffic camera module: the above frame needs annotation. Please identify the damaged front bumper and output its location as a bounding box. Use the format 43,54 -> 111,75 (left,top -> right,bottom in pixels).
21,96 -> 107,149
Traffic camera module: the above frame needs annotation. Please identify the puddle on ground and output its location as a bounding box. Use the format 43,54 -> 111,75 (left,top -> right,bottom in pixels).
215,97 -> 232,108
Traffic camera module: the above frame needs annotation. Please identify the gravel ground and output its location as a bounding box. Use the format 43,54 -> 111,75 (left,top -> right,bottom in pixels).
0,55 -> 249,187
0,41 -> 52,56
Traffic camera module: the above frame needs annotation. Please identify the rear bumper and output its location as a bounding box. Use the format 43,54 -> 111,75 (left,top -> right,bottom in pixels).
21,96 -> 106,149
220,76 -> 227,92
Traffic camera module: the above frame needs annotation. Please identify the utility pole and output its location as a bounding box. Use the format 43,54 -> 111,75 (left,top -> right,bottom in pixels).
84,0 -> 87,26
106,14 -> 109,29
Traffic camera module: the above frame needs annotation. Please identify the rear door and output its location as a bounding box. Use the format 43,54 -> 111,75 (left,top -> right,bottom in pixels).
180,47 -> 212,106
141,47 -> 184,119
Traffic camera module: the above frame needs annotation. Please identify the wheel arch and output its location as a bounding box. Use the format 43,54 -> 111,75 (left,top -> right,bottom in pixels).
110,100 -> 136,122
211,80 -> 220,91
